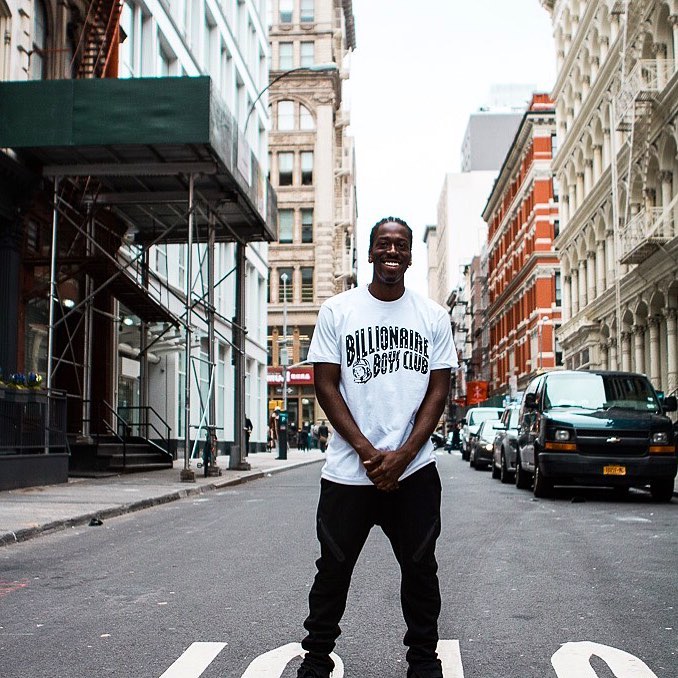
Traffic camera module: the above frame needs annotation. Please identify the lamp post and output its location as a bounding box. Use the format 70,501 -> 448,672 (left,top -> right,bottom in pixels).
278,272 -> 289,460
243,63 -> 339,137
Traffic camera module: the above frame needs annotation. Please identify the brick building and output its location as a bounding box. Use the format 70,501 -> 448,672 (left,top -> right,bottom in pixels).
483,94 -> 561,396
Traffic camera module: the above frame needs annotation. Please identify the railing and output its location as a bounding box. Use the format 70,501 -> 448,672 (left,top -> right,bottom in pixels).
83,399 -> 130,469
0,387 -> 67,454
619,205 -> 674,264
615,60 -> 676,126
116,405 -> 172,459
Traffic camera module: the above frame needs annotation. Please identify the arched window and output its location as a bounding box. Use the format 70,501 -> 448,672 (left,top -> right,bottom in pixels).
31,0 -> 47,80
277,100 -> 294,130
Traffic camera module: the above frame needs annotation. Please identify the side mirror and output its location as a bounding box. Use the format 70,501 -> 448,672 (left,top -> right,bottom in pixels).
524,392 -> 538,410
663,395 -> 677,413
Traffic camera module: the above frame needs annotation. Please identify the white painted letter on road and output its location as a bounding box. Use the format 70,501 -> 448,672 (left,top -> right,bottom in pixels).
241,642 -> 344,678
551,641 -> 658,678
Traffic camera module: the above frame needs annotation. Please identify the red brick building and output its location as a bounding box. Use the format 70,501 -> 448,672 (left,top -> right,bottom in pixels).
483,94 -> 561,397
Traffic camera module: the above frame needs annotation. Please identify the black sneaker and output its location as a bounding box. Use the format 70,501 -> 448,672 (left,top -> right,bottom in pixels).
297,668 -> 330,678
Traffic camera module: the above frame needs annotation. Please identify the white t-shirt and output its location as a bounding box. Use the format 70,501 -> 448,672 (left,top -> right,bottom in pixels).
307,285 -> 458,485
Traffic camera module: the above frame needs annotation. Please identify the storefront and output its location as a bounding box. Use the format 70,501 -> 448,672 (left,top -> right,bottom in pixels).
267,365 -> 315,434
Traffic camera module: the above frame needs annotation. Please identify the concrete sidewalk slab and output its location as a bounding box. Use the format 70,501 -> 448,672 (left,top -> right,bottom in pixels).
0,450 -> 325,547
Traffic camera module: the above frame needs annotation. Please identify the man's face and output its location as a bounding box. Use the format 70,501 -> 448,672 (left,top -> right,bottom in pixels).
369,221 -> 412,285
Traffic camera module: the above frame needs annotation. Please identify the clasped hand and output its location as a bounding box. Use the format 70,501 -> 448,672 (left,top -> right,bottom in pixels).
363,451 -> 409,492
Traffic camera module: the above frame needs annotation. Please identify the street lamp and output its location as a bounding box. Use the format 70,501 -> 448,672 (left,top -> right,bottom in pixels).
278,272 -> 289,460
243,63 -> 339,136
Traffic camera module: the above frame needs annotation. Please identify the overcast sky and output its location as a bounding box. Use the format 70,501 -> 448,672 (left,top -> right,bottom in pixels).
345,0 -> 557,294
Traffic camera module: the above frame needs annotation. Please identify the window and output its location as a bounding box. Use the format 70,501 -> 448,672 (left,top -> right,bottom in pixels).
555,271 -> 562,305
278,267 -> 293,303
155,244 -> 168,278
300,0 -> 314,22
278,152 -> 293,186
301,267 -> 314,302
278,41 -> 293,70
300,41 -> 314,67
553,219 -> 560,237
300,104 -> 314,130
279,0 -> 293,23
301,151 -> 313,185
279,209 -> 294,243
31,0 -> 47,80
552,177 -> 560,202
277,100 -> 294,130
301,208 -> 313,243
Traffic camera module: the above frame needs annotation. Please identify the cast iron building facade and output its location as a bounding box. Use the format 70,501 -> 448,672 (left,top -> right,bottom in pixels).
266,0 -> 357,428
540,0 -> 678,395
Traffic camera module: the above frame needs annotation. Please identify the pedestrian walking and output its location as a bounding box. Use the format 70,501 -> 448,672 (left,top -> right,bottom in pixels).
244,415 -> 253,455
295,217 -> 458,678
317,420 -> 329,452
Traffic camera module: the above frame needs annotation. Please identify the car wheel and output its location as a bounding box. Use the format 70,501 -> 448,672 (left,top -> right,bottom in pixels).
500,451 -> 514,484
533,462 -> 553,498
515,451 -> 531,490
491,458 -> 501,479
650,479 -> 674,503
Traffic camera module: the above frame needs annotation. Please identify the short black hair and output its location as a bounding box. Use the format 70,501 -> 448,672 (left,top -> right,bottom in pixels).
369,216 -> 413,252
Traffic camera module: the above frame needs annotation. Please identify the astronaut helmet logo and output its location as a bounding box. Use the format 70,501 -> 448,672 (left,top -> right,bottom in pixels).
352,358 -> 372,384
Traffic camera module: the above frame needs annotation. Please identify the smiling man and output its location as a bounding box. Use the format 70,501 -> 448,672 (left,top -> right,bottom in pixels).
296,217 -> 458,678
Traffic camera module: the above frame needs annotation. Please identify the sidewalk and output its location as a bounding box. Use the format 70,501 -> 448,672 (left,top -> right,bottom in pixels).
0,449 -> 325,548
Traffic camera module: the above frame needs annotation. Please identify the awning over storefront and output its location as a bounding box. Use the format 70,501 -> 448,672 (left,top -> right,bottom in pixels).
0,76 -> 277,244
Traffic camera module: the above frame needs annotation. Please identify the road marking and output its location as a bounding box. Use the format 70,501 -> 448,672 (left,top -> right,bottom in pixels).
551,641 -> 658,678
438,639 -> 465,677
159,642 -> 226,678
241,642 -> 344,677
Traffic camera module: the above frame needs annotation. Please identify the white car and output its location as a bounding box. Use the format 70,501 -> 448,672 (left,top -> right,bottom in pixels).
460,407 -> 503,461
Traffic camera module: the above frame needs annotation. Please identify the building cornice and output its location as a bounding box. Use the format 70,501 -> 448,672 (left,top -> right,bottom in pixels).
483,110 -> 555,220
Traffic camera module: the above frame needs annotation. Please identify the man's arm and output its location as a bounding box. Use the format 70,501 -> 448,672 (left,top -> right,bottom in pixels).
313,362 -> 388,479
364,368 -> 451,488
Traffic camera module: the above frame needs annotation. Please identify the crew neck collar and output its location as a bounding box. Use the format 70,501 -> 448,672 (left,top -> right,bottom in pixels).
365,284 -> 409,304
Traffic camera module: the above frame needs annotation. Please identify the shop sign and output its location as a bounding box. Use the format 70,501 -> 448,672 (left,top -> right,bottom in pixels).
267,366 -> 314,386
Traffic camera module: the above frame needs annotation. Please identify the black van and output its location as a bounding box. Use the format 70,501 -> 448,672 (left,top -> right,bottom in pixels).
515,370 -> 677,501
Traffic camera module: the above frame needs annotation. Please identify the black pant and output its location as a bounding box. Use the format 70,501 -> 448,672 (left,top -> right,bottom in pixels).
300,462 -> 443,676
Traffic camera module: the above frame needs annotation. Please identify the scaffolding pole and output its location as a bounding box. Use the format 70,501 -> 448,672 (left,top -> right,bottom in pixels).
206,211 -> 221,476
181,174 -> 196,482
230,241 -> 250,470
45,177 -> 60,453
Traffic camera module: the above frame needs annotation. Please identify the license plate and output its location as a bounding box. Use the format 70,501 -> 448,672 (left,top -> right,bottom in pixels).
603,465 -> 626,476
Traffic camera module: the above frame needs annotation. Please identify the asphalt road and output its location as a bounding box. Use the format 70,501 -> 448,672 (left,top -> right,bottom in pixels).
1,452 -> 676,678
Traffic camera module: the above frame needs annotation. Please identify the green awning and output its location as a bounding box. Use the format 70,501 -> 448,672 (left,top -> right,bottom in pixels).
0,76 -> 277,244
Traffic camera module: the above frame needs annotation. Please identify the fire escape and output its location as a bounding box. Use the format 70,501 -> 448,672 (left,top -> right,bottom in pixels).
614,1 -> 675,265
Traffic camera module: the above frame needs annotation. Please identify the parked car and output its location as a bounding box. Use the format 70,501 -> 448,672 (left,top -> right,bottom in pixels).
469,420 -> 505,470
514,370 -> 678,501
460,407 -> 503,460
491,403 -> 522,483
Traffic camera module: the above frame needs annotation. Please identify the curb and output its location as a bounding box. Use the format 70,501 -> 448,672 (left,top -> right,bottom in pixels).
0,458 -> 322,548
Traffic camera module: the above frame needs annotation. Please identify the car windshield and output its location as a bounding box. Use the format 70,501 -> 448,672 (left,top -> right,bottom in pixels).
543,373 -> 661,413
508,409 -> 520,428
469,409 -> 502,426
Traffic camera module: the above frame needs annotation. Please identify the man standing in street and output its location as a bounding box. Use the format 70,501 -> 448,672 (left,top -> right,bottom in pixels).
297,217 -> 457,678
